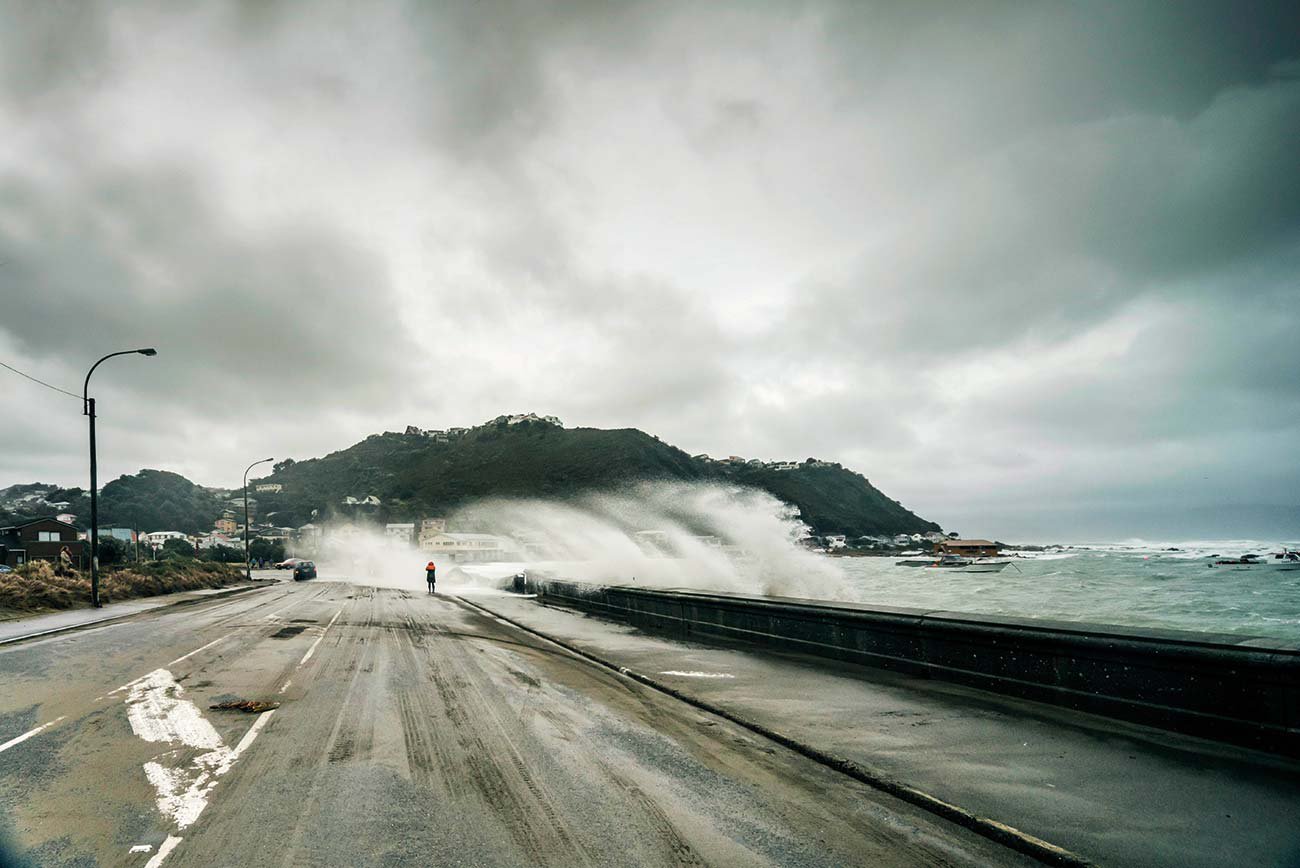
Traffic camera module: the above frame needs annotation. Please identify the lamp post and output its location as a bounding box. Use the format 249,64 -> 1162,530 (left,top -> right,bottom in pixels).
243,457 -> 273,581
85,348 -> 157,608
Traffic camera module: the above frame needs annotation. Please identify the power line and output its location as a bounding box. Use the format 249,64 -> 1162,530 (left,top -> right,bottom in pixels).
0,360 -> 82,400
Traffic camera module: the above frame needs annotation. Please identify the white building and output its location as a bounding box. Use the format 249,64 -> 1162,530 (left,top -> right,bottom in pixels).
419,532 -> 506,562
327,524 -> 364,545
825,534 -> 848,549
142,530 -> 187,547
385,523 -> 416,545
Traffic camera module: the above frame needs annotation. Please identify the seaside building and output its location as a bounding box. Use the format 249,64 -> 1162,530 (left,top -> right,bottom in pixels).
385,523 -> 416,546
938,538 -> 1002,558
419,532 -> 506,562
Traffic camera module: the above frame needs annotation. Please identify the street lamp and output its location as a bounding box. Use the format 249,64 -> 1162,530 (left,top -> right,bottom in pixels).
243,457 -> 274,581
85,348 -> 157,608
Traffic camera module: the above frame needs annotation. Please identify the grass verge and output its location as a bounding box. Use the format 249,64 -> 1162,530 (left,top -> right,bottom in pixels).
0,558 -> 244,614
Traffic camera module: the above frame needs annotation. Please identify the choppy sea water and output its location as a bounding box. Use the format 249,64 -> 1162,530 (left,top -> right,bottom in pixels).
835,539 -> 1300,643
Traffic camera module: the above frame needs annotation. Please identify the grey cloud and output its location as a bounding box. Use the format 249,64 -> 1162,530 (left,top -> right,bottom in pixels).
0,164 -> 416,414
0,0 -> 1297,536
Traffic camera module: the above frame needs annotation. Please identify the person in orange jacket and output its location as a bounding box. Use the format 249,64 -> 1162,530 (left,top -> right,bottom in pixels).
425,561 -> 437,595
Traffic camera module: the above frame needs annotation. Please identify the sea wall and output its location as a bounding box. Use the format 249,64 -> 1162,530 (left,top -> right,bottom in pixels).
530,579 -> 1300,756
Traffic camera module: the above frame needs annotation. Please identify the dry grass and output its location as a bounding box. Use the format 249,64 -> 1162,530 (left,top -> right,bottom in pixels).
0,558 -> 243,613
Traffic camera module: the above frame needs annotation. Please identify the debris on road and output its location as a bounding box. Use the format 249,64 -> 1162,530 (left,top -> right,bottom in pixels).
210,700 -> 281,713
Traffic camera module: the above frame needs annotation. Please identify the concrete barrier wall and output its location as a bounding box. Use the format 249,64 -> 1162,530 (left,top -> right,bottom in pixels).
533,579 -> 1300,756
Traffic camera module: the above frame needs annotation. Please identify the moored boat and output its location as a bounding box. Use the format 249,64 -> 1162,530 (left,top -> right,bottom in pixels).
896,554 -> 1011,573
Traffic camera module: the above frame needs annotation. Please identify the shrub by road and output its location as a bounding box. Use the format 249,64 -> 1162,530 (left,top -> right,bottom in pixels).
0,558 -> 244,613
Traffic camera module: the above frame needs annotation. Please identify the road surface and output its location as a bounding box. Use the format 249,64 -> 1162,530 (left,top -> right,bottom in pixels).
0,579 -> 1036,867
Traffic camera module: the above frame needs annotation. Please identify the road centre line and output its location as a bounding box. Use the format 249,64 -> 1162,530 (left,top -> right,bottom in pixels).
297,607 -> 343,666
167,635 -> 229,666
0,716 -> 67,754
231,709 -> 275,757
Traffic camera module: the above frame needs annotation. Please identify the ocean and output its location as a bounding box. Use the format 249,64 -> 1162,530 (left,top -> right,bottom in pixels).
835,539 -> 1300,643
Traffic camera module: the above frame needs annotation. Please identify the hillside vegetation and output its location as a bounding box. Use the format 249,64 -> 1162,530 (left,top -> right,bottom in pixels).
256,418 -> 939,536
0,471 -> 222,534
3,418 -> 939,537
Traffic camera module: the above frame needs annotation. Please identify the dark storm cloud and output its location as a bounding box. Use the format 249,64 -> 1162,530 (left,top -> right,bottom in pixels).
0,164 -> 413,412
0,0 -> 1296,536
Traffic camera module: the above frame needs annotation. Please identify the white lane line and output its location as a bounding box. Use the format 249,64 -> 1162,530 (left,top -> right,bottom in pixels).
143,835 -> 182,868
167,635 -> 229,666
297,607 -> 343,666
277,678 -> 292,695
0,715 -> 67,754
659,671 -> 736,679
230,709 -> 274,759
123,669 -> 274,830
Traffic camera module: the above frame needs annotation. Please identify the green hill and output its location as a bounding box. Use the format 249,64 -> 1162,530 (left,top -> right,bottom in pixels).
3,418 -> 940,537
254,417 -> 939,536
0,472 -> 222,534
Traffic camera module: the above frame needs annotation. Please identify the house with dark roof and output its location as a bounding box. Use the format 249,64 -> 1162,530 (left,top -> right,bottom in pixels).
0,517 -> 86,568
937,538 -> 1002,558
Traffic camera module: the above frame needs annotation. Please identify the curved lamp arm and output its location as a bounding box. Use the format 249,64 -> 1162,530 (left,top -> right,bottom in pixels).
84,348 -> 157,414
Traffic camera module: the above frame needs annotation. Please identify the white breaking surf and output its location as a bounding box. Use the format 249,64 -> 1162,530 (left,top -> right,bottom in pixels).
117,668 -> 271,830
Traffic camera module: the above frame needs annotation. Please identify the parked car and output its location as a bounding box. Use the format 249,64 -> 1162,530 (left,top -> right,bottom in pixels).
0,564 -> 12,574
275,558 -> 304,570
292,560 -> 317,581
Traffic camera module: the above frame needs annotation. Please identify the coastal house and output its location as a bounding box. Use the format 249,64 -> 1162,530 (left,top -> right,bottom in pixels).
938,538 -> 1002,558
418,518 -> 447,545
825,534 -> 848,549
0,517 -> 86,568
215,517 -> 237,534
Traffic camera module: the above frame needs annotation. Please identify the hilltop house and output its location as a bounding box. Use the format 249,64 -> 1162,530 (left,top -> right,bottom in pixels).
0,517 -> 86,568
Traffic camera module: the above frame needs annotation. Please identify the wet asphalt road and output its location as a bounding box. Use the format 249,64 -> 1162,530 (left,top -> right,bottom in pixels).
0,579 -> 1037,868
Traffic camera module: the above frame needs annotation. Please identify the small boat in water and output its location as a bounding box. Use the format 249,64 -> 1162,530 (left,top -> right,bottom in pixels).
896,554 -> 1011,573
1208,552 -> 1300,570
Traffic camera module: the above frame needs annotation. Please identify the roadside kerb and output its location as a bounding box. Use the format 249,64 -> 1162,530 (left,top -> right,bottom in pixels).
453,594 -> 1096,868
0,584 -> 270,647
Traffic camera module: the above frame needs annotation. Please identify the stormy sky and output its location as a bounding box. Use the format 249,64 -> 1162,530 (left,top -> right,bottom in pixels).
2,1 -> 1297,540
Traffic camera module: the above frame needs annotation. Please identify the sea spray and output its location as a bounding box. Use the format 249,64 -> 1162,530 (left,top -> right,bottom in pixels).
308,481 -> 851,599
449,481 -> 851,599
